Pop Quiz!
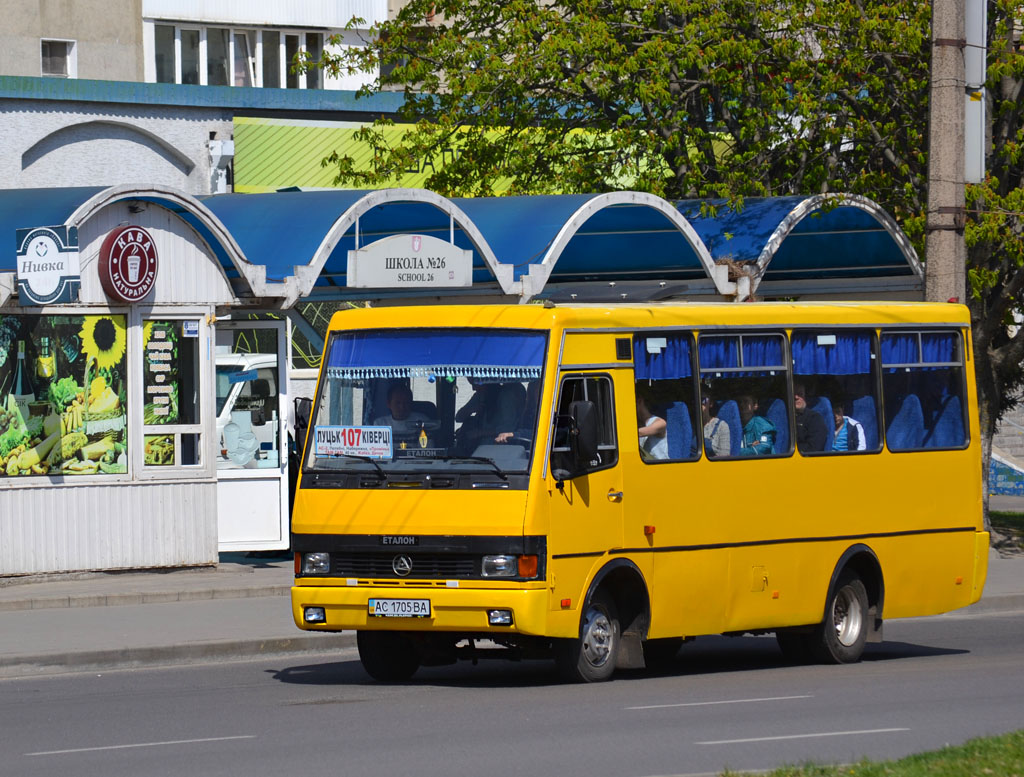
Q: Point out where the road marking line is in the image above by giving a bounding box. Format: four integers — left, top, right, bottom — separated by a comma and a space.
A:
697, 727, 909, 745
26, 735, 256, 756
627, 694, 812, 710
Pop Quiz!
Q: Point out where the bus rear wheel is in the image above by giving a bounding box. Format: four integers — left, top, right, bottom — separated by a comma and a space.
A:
357, 631, 421, 681
812, 572, 869, 664
555, 594, 620, 683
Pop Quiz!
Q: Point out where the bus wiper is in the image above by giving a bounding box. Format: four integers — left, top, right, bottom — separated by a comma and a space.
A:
437, 456, 509, 480
340, 454, 389, 481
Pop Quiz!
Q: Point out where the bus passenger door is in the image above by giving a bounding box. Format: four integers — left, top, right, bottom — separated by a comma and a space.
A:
546, 373, 624, 615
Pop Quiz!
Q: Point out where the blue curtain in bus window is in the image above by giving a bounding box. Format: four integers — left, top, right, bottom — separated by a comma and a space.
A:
742, 335, 784, 368
792, 332, 873, 375
634, 335, 692, 380
325, 330, 546, 379
698, 336, 739, 370
880, 333, 918, 368
921, 332, 959, 364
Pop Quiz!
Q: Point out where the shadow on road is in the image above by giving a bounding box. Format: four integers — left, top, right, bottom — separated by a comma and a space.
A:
268, 633, 967, 688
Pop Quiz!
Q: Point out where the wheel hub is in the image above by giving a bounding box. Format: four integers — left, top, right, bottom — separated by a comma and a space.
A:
833, 586, 864, 647
581, 608, 613, 667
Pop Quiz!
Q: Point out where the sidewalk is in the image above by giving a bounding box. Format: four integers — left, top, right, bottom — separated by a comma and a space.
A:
0, 553, 354, 678
0, 547, 1021, 679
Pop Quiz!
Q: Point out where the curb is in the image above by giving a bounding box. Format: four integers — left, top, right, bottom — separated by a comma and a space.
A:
0, 633, 356, 678
0, 585, 292, 612
962, 593, 1024, 615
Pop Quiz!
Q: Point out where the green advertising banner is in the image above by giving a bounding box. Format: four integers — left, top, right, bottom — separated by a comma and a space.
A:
234, 116, 479, 193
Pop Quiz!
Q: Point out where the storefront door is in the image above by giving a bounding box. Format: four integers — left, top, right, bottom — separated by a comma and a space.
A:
214, 319, 289, 551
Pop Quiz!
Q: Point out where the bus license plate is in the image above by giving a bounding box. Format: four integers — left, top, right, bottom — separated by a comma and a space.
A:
368, 598, 431, 618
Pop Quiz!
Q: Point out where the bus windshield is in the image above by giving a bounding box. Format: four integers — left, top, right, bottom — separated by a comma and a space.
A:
305, 328, 547, 478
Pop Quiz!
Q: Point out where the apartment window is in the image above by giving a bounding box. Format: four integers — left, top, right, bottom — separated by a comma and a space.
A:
41, 39, 75, 78
150, 24, 331, 89
233, 31, 256, 87
181, 28, 200, 85
207, 28, 230, 86
261, 31, 281, 87
154, 25, 175, 83
285, 34, 300, 89
305, 33, 323, 89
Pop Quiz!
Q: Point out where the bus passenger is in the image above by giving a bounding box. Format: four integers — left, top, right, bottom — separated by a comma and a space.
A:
701, 393, 731, 457
738, 394, 775, 456
456, 379, 526, 453
374, 383, 430, 437
637, 393, 668, 460
794, 383, 827, 452
832, 401, 866, 451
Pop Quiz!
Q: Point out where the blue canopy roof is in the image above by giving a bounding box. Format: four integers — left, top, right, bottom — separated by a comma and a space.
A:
0, 185, 922, 307
0, 187, 105, 272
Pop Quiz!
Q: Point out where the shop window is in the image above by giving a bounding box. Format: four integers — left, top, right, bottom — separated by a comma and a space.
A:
0, 314, 128, 478
142, 320, 203, 467
698, 332, 788, 458
154, 25, 175, 83
791, 330, 882, 454
633, 333, 700, 463
41, 39, 76, 78
880, 330, 968, 451
216, 325, 283, 471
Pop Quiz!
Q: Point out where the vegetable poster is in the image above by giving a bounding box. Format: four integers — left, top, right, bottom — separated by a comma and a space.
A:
0, 314, 128, 477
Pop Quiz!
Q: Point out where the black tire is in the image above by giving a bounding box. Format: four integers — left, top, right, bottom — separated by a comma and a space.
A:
643, 637, 683, 670
357, 631, 421, 682
555, 594, 620, 683
775, 630, 815, 664
810, 573, 869, 664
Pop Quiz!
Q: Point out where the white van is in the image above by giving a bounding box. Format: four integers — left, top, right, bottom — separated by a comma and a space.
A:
215, 351, 281, 468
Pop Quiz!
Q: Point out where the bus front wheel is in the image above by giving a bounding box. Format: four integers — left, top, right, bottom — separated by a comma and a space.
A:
813, 572, 869, 664
357, 631, 421, 681
555, 594, 620, 683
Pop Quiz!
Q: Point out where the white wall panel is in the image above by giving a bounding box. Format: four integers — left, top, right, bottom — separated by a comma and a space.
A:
143, 0, 386, 28
0, 481, 218, 575
77, 201, 236, 306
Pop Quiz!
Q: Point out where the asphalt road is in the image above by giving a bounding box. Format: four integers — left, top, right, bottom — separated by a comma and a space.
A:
2, 610, 1022, 777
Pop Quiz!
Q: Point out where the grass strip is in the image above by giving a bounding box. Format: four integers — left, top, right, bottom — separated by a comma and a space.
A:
720, 729, 1024, 776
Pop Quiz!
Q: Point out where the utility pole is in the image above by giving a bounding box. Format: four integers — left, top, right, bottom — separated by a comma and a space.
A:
924, 0, 967, 303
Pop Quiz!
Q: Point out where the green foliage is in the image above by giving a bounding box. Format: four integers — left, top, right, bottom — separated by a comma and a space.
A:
315, 1, 932, 205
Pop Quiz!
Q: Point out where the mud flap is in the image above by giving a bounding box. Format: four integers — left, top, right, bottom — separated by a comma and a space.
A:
616, 629, 646, 669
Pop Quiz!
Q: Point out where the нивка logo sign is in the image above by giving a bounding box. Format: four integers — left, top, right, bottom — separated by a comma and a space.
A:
15, 225, 81, 305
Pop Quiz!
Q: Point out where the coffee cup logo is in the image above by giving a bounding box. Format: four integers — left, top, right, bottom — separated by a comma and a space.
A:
99, 226, 159, 303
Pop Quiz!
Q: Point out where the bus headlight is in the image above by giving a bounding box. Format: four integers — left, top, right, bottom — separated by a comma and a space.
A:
482, 555, 517, 577
302, 552, 331, 575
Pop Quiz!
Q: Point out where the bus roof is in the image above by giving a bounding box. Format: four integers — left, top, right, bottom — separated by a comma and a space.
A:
329, 301, 971, 333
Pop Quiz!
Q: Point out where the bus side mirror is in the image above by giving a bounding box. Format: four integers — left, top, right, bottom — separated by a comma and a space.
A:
569, 400, 599, 464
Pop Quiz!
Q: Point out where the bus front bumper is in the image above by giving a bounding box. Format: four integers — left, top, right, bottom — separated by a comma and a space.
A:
291, 583, 550, 636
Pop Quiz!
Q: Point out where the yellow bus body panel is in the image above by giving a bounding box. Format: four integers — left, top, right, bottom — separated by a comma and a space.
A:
293, 302, 988, 646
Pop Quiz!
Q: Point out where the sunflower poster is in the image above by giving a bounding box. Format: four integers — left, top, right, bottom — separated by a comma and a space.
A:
0, 314, 128, 477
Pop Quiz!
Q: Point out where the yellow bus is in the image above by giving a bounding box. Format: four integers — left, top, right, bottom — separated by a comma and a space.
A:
291, 302, 988, 682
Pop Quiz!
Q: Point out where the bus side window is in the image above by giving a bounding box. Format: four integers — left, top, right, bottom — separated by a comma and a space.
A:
550, 375, 617, 475
881, 330, 968, 451
632, 333, 700, 463
791, 329, 881, 454
698, 332, 788, 458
